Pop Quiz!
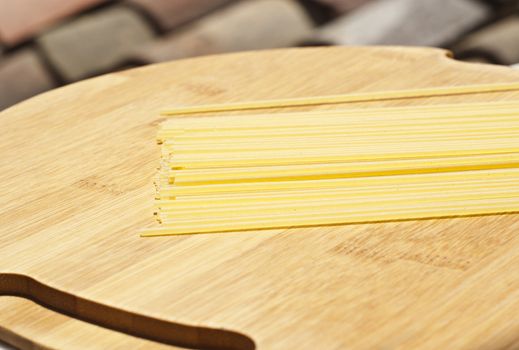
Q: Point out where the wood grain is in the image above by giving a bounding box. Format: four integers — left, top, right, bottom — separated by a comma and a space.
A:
0, 296, 174, 349
1, 47, 519, 349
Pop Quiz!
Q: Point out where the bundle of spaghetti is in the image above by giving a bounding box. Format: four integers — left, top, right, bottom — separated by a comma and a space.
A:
143, 86, 519, 237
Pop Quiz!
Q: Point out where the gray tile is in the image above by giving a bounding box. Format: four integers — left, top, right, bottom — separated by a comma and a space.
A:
316, 0, 490, 47
0, 49, 56, 110
455, 16, 519, 65
38, 6, 155, 81
132, 0, 314, 63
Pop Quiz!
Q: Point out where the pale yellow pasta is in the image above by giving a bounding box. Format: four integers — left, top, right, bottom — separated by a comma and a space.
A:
160, 82, 519, 116
143, 85, 519, 237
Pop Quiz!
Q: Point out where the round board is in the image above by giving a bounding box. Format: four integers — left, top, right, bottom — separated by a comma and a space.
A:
1, 47, 519, 350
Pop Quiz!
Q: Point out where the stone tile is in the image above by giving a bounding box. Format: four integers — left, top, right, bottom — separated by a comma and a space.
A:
454, 17, 519, 65
37, 6, 155, 82
0, 0, 106, 46
315, 0, 374, 13
127, 0, 233, 31
316, 0, 490, 47
132, 0, 313, 63
0, 49, 56, 110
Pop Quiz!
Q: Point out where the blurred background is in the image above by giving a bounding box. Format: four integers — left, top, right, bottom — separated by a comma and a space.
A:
1, 0, 519, 111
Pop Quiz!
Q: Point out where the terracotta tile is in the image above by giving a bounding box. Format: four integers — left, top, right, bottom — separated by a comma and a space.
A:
132, 0, 313, 64
0, 0, 106, 46
127, 0, 233, 31
455, 17, 519, 65
37, 6, 155, 82
0, 49, 56, 110
316, 0, 490, 47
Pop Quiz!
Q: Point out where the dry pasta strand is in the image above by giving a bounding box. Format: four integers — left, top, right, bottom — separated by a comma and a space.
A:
144, 89, 519, 236
161, 82, 519, 116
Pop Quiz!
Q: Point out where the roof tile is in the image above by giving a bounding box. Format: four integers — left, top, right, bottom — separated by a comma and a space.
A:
316, 0, 490, 47
127, 0, 233, 31
455, 17, 519, 65
37, 6, 155, 81
0, 49, 56, 110
132, 0, 313, 64
0, 0, 106, 46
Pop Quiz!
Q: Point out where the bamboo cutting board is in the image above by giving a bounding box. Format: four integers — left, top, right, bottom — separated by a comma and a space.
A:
1, 47, 519, 350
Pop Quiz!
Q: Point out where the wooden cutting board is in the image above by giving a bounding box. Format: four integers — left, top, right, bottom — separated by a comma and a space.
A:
1, 47, 519, 350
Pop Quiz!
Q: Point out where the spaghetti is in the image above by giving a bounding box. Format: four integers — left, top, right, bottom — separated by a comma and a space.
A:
144, 83, 519, 236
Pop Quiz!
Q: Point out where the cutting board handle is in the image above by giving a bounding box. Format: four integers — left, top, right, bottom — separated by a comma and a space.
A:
0, 273, 255, 350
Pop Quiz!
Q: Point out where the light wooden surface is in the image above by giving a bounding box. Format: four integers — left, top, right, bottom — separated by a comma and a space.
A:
0, 296, 173, 349
1, 47, 519, 350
